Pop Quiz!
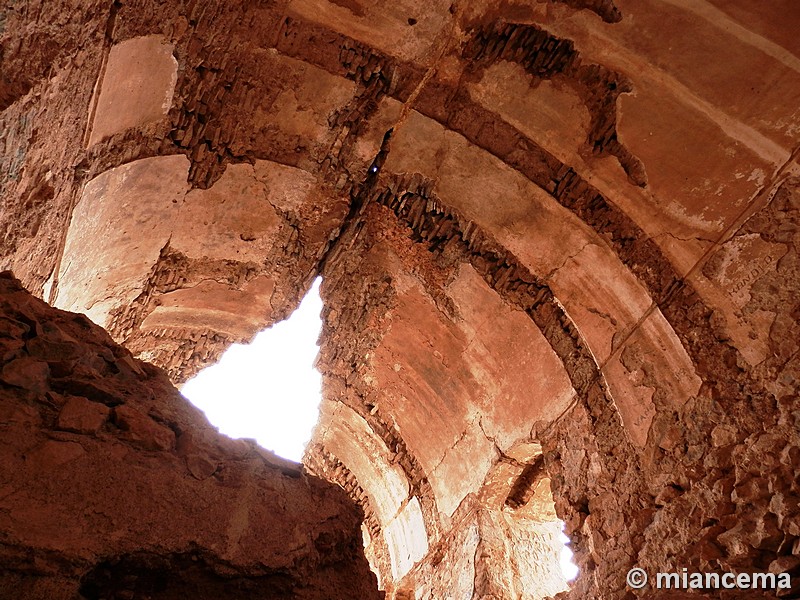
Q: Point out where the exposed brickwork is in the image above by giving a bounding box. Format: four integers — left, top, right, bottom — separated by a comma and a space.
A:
463, 21, 647, 187
2, 1, 799, 598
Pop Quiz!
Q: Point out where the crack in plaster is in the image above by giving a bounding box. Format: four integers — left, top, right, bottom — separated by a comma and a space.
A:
658, 143, 800, 311
541, 238, 593, 282
577, 147, 800, 394
654, 230, 716, 246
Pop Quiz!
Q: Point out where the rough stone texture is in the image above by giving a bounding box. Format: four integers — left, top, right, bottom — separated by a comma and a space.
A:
2, 0, 800, 598
0, 272, 381, 599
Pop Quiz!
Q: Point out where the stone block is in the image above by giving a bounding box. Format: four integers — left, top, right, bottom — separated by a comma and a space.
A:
113, 404, 176, 452
56, 395, 110, 434
1, 357, 50, 395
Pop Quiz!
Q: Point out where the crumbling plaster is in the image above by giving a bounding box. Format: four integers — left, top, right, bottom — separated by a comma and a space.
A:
1, 0, 799, 598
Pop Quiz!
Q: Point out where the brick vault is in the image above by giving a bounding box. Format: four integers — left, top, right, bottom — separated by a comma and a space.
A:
1, 0, 799, 598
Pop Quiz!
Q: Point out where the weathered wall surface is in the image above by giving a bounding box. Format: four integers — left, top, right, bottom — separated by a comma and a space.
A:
305, 202, 580, 595
307, 170, 798, 598
2, 0, 800, 598
0, 272, 381, 599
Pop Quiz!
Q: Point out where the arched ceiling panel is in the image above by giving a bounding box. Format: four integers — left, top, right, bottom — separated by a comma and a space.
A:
88, 35, 178, 146
54, 155, 189, 327
317, 402, 411, 526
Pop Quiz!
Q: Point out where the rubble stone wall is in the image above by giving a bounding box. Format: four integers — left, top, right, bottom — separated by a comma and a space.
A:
2, 0, 799, 598
0, 272, 382, 599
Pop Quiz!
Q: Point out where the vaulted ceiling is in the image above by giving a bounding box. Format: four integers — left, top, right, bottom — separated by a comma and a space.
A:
2, 0, 799, 597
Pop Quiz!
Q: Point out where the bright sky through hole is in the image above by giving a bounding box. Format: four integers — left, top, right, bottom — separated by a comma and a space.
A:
560, 526, 579, 582
181, 277, 324, 462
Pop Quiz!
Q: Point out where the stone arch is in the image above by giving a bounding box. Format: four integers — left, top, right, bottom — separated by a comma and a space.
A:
2, 0, 800, 598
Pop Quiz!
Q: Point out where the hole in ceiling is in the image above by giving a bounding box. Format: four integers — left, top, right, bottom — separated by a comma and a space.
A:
181, 277, 324, 462
501, 454, 579, 591
559, 522, 579, 582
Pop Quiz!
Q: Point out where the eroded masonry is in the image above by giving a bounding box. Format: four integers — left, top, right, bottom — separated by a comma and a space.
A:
1, 0, 799, 598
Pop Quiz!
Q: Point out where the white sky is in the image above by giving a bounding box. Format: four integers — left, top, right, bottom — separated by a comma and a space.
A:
181, 277, 324, 462
560, 528, 579, 581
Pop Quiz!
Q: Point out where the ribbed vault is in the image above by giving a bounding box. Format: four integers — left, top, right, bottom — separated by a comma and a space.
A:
1, 0, 799, 597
